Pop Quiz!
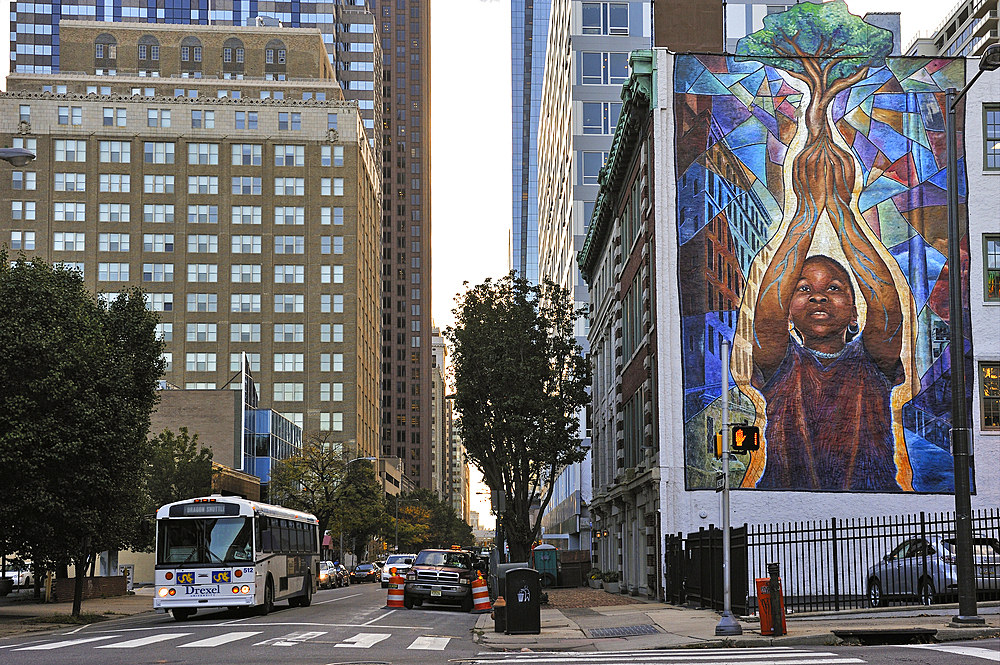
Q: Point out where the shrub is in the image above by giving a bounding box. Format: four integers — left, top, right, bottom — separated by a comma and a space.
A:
602, 571, 620, 583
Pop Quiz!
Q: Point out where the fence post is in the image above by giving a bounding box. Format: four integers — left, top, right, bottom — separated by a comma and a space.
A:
920, 511, 927, 596
831, 517, 840, 612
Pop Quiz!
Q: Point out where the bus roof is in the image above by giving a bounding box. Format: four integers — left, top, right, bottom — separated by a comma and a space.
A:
155, 495, 318, 524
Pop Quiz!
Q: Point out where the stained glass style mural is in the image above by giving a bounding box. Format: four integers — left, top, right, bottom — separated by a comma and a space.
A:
675, 1, 974, 493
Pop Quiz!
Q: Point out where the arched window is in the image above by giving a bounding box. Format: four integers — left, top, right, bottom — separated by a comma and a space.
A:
223, 37, 245, 78
138, 35, 160, 75
264, 39, 287, 79
95, 33, 117, 67
180, 36, 203, 76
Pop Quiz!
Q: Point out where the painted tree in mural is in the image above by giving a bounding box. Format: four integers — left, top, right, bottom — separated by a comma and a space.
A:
737, 1, 909, 491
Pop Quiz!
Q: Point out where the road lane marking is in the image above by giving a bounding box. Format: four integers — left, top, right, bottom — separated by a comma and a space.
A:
15, 636, 119, 650
903, 645, 999, 662
315, 592, 363, 605
96, 633, 192, 648
408, 636, 451, 650
255, 630, 328, 646
178, 631, 262, 647
334, 632, 391, 648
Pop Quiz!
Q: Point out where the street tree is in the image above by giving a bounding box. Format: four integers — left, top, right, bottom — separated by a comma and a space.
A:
335, 460, 388, 561
445, 272, 590, 561
146, 427, 214, 524
0, 254, 165, 616
391, 489, 474, 552
268, 431, 349, 542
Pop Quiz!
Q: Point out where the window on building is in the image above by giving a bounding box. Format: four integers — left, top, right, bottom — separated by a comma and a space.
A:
986, 234, 1000, 302
582, 2, 628, 35
987, 105, 1000, 170
982, 362, 1000, 430
235, 111, 258, 130
582, 151, 608, 185
581, 52, 629, 85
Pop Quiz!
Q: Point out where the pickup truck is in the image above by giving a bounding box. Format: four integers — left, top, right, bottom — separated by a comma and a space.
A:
403, 548, 481, 611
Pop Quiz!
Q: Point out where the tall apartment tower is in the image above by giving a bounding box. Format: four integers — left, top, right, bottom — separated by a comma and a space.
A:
1, 22, 381, 466
906, 0, 997, 57
8, 0, 434, 490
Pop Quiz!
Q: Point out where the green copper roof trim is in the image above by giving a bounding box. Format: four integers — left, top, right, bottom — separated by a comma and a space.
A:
578, 49, 654, 283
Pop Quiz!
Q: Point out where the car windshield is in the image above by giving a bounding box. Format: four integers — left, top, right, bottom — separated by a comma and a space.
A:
386, 555, 411, 565
357, 564, 372, 571
157, 517, 253, 565
415, 551, 469, 568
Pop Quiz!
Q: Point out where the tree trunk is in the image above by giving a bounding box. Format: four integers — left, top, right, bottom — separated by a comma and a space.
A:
72, 556, 85, 618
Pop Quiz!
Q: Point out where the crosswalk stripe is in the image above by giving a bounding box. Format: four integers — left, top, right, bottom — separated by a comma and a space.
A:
471, 658, 864, 665
96, 633, 192, 648
259, 630, 328, 647
15, 636, 119, 650
334, 632, 391, 648
903, 645, 1000, 662
407, 636, 451, 650
178, 631, 262, 648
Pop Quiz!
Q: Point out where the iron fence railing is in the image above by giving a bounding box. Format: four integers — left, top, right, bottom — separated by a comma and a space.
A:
665, 507, 1000, 615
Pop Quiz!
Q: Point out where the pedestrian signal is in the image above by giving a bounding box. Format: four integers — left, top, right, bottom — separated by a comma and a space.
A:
732, 425, 760, 452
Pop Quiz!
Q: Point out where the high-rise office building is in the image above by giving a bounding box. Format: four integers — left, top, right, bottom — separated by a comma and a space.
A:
2, 21, 381, 465
906, 0, 997, 57
511, 0, 550, 283
8, 0, 434, 489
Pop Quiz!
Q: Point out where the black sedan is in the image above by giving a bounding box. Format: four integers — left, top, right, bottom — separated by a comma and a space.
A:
351, 563, 379, 583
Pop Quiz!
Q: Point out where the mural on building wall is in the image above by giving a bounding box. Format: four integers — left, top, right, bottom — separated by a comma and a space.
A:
675, 1, 974, 492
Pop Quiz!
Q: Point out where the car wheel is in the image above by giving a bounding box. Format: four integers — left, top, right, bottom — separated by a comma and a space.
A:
259, 579, 274, 616
381, 582, 388, 588
413, 597, 423, 607
918, 579, 935, 606
403, 592, 414, 609
172, 608, 194, 621
867, 578, 885, 608
460, 592, 474, 613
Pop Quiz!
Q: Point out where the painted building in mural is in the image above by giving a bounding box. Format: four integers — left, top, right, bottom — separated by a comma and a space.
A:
580, 1, 999, 599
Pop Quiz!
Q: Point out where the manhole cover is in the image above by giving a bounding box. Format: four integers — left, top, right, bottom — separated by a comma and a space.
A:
588, 624, 659, 638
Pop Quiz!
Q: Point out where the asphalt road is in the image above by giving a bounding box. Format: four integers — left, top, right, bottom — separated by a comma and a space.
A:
0, 579, 484, 664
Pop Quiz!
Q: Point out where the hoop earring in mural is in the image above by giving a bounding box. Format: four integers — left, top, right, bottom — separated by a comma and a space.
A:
847, 322, 859, 336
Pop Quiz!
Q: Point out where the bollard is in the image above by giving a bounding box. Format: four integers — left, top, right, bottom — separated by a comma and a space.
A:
767, 563, 784, 637
492, 595, 507, 633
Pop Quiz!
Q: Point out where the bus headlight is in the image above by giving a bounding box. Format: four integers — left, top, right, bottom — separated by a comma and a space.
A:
241, 585, 251, 594
157, 587, 169, 598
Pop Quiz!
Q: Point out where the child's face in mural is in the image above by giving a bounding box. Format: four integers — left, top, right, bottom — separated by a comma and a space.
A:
788, 257, 858, 348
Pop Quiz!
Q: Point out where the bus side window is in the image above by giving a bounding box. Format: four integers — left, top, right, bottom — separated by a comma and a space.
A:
279, 519, 290, 552
312, 524, 319, 553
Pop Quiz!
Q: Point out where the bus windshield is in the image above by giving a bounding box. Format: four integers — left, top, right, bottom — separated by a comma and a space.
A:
157, 517, 253, 565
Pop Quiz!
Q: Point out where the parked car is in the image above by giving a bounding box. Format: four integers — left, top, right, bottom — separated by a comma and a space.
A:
318, 561, 336, 589
351, 563, 379, 583
866, 536, 1000, 607
2, 568, 32, 588
380, 553, 417, 587
403, 547, 478, 611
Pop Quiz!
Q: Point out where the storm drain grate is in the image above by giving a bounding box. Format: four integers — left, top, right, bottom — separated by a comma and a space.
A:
588, 624, 660, 638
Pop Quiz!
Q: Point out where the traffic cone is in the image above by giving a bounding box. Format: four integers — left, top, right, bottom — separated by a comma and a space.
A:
385, 567, 405, 609
470, 572, 491, 613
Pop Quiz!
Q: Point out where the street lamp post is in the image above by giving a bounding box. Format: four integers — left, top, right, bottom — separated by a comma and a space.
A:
0, 147, 35, 167
338, 455, 376, 563
943, 43, 1000, 627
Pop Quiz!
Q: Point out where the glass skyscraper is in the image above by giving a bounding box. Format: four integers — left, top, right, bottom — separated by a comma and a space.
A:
511, 0, 549, 284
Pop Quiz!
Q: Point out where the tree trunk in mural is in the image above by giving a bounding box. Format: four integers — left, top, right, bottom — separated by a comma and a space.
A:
737, 1, 910, 491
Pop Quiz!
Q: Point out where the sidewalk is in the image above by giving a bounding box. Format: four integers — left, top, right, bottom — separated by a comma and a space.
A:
0, 586, 156, 638
473, 587, 1000, 651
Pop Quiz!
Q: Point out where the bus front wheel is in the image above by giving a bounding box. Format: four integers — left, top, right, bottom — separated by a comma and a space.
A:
172, 608, 195, 621
259, 579, 274, 616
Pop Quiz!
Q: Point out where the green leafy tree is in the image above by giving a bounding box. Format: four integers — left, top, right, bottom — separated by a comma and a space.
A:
334, 461, 387, 560
445, 272, 590, 561
147, 427, 213, 515
0, 254, 165, 616
391, 488, 474, 552
268, 431, 349, 541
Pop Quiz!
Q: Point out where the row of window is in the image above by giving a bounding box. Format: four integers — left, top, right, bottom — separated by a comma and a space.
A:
150, 320, 344, 348
24, 234, 345, 256
40, 84, 334, 103
39, 262, 347, 284
10, 204, 345, 226
173, 354, 344, 375
95, 39, 286, 67
23, 177, 345, 198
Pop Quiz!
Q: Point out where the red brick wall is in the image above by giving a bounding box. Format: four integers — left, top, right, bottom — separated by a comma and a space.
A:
49, 576, 127, 603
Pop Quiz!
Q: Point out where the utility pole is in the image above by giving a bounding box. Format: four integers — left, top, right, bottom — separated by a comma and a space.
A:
716, 340, 742, 636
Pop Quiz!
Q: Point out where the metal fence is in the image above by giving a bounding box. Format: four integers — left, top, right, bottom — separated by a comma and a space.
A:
665, 507, 1000, 615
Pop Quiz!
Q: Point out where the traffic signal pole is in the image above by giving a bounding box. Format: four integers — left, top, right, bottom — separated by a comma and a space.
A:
716, 340, 742, 636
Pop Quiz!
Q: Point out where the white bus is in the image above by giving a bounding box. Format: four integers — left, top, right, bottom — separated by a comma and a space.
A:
154, 496, 319, 620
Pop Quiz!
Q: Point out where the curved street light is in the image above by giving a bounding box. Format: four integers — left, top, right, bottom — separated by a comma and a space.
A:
0, 147, 35, 167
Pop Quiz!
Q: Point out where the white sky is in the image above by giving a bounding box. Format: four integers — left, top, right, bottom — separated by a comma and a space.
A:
0, 0, 950, 529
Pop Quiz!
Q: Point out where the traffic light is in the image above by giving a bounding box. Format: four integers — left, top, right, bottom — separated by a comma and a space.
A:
710, 431, 724, 459
732, 425, 760, 453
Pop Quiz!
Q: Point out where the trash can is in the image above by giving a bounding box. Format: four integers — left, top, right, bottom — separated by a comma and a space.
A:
531, 544, 558, 587
504, 567, 541, 635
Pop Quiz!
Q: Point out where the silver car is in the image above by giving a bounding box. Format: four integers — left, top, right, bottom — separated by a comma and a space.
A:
866, 536, 1000, 607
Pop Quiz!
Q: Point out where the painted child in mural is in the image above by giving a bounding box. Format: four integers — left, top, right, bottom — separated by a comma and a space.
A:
751, 232, 904, 491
